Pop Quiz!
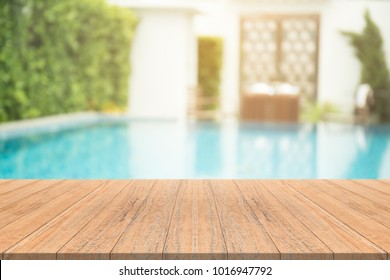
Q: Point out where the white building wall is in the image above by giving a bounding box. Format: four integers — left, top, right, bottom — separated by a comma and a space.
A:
112, 0, 390, 119
124, 5, 198, 120
196, 0, 390, 116
319, 1, 390, 113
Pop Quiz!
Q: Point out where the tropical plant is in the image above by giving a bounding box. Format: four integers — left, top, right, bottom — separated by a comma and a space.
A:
341, 10, 390, 122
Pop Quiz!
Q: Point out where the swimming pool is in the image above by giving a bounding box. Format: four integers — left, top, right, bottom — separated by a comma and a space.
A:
1, 120, 390, 179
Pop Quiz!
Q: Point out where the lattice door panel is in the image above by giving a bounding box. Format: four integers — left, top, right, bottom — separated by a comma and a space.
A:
240, 14, 320, 100
241, 18, 279, 87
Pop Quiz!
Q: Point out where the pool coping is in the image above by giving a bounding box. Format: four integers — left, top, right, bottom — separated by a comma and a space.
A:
0, 112, 130, 140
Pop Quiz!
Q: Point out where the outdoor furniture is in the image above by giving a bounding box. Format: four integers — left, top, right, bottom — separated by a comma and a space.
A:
354, 84, 374, 124
241, 93, 299, 122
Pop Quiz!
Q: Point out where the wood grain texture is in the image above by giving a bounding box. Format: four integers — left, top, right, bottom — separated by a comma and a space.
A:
286, 180, 390, 259
0, 180, 34, 195
211, 180, 280, 260
0, 180, 62, 212
358, 180, 390, 196
301, 180, 390, 229
1, 180, 390, 260
0, 180, 100, 259
235, 180, 333, 260
3, 180, 130, 260
259, 180, 386, 260
57, 180, 155, 260
110, 180, 180, 260
0, 180, 81, 229
330, 180, 390, 209
164, 180, 227, 260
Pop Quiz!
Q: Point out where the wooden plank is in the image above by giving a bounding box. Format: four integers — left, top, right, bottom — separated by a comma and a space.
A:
0, 180, 102, 259
235, 180, 333, 260
260, 180, 386, 260
210, 180, 280, 260
58, 180, 156, 260
358, 180, 390, 196
286, 180, 390, 259
0, 180, 45, 195
0, 179, 389, 260
0, 180, 61, 210
330, 180, 390, 209
301, 180, 390, 229
0, 180, 82, 229
0, 180, 17, 195
163, 180, 227, 260
110, 180, 180, 260
3, 180, 132, 260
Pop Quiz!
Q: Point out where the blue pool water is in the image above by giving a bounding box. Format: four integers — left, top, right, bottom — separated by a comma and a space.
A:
1, 121, 390, 179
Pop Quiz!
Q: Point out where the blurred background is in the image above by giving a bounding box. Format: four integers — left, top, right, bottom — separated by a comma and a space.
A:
1, 0, 390, 179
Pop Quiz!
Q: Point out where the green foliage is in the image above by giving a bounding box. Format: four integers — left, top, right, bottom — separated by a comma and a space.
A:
341, 10, 390, 122
0, 0, 137, 122
198, 36, 223, 110
301, 101, 338, 123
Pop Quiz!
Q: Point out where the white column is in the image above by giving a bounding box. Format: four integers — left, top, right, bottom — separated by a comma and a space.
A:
127, 5, 198, 120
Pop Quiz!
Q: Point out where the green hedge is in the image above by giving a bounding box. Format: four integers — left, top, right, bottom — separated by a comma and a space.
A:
198, 36, 223, 110
0, 0, 137, 122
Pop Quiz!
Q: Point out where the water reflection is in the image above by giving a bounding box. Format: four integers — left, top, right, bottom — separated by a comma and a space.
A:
235, 124, 317, 178
0, 124, 131, 178
192, 124, 223, 178
316, 124, 390, 179
346, 126, 390, 179
0, 121, 390, 179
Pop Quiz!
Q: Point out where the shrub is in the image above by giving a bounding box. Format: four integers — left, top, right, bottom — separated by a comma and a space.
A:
198, 36, 223, 110
0, 0, 137, 122
341, 10, 390, 122
301, 101, 338, 123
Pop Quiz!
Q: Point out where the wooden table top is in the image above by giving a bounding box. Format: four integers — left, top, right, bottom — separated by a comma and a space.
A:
0, 179, 389, 260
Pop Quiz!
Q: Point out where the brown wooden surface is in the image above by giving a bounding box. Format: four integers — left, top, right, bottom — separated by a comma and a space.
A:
240, 94, 299, 122
0, 179, 389, 260
236, 180, 332, 260
164, 180, 226, 260
0, 180, 80, 229
58, 180, 155, 260
0, 180, 62, 210
359, 180, 390, 196
110, 180, 179, 260
286, 180, 390, 259
4, 180, 128, 260
0, 180, 98, 256
211, 180, 279, 260
258, 180, 386, 260
0, 180, 35, 195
